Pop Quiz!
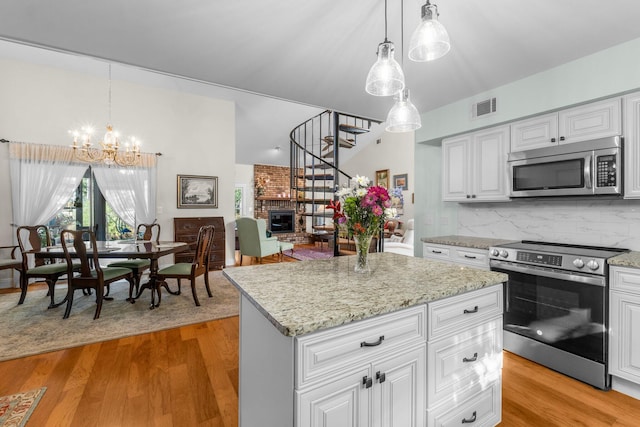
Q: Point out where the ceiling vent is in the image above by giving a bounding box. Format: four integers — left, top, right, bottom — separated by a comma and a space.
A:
471, 97, 497, 119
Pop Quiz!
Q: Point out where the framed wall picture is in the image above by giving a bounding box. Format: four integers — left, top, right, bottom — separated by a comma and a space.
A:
177, 174, 218, 208
393, 173, 408, 190
375, 169, 390, 188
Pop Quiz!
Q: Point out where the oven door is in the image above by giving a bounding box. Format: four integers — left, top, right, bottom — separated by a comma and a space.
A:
509, 151, 593, 197
491, 260, 607, 364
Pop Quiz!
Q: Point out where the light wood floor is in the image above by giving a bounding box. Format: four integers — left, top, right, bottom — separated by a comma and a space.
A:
1, 247, 639, 426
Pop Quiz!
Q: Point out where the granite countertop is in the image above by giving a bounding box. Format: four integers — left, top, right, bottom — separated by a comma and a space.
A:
223, 252, 507, 337
421, 235, 515, 250
608, 251, 640, 268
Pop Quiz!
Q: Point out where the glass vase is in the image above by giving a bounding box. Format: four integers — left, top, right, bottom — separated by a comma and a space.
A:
353, 234, 373, 273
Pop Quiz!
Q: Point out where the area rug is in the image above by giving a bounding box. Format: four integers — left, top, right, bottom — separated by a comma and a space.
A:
0, 271, 239, 362
284, 247, 334, 261
0, 387, 46, 427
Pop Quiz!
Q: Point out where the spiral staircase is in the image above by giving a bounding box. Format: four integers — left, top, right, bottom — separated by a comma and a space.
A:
289, 110, 381, 255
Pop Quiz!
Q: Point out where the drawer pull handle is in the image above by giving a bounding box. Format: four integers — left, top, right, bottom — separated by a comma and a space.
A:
362, 376, 373, 389
376, 371, 386, 383
432, 250, 442, 254
464, 255, 477, 259
462, 411, 477, 424
463, 352, 478, 363
361, 335, 385, 347
463, 306, 479, 314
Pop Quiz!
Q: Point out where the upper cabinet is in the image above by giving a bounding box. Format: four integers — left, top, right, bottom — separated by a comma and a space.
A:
511, 98, 622, 152
624, 92, 640, 198
442, 125, 510, 202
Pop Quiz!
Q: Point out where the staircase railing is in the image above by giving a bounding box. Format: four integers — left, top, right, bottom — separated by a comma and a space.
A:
289, 110, 381, 255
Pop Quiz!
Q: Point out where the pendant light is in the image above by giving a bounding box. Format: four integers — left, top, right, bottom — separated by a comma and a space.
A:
386, 88, 421, 132
408, 0, 451, 62
386, 0, 421, 132
365, 0, 405, 96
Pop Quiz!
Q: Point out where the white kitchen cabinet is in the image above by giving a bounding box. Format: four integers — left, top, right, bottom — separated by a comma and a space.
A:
442, 125, 510, 202
623, 92, 640, 198
423, 243, 490, 270
510, 97, 621, 152
609, 266, 640, 389
425, 285, 503, 425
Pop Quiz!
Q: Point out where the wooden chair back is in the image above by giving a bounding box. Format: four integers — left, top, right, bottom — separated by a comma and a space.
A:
16, 225, 52, 268
137, 223, 161, 242
193, 225, 215, 272
60, 230, 102, 279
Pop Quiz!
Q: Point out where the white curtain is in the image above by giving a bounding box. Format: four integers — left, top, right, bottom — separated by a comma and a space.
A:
9, 142, 88, 226
92, 153, 157, 227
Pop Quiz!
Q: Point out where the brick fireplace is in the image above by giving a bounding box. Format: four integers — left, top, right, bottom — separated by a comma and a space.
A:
254, 164, 310, 244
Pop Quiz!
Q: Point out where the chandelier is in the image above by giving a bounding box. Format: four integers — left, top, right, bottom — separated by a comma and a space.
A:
70, 64, 141, 167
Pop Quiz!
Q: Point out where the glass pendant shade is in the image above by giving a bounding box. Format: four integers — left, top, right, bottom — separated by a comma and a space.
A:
365, 41, 405, 96
408, 2, 451, 62
386, 89, 422, 132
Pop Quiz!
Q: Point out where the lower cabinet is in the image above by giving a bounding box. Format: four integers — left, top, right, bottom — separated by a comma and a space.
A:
297, 345, 426, 427
609, 266, 640, 390
423, 243, 490, 270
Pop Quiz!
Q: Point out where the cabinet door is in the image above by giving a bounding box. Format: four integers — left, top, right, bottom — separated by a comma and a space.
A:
472, 126, 510, 201
510, 112, 558, 152
558, 97, 621, 144
297, 367, 371, 427
609, 291, 640, 384
372, 345, 425, 427
624, 92, 640, 198
442, 135, 472, 201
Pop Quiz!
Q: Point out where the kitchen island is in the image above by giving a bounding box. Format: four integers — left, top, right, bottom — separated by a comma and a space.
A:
223, 252, 508, 427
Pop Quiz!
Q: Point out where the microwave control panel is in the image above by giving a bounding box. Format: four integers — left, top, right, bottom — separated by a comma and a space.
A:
596, 154, 617, 187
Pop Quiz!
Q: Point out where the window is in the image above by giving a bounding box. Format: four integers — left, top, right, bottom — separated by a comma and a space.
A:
235, 184, 246, 219
47, 168, 135, 243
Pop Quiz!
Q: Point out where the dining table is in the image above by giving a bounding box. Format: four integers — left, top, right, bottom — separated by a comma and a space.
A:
36, 240, 190, 309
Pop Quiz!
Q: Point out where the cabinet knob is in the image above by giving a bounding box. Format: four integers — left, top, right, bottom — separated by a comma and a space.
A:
560, 136, 565, 141
471, 194, 476, 199
360, 335, 385, 347
362, 376, 373, 389
551, 137, 556, 143
463, 306, 479, 314
466, 195, 471, 199
463, 352, 478, 363
376, 371, 386, 383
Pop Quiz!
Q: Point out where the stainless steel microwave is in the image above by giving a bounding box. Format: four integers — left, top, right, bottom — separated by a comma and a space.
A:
508, 136, 622, 198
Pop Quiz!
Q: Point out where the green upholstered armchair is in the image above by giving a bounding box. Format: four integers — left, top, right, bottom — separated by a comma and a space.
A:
236, 217, 292, 263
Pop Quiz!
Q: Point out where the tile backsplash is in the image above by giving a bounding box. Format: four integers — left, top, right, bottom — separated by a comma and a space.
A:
457, 198, 640, 251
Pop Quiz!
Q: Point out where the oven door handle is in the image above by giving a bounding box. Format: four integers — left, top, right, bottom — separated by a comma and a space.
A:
490, 260, 606, 287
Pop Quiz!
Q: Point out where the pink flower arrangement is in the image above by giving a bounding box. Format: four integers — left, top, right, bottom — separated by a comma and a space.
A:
327, 175, 394, 237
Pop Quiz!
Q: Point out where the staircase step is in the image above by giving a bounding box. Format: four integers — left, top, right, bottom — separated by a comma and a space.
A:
298, 199, 333, 205
299, 212, 334, 218
300, 187, 335, 192
322, 151, 334, 159
339, 123, 370, 135
308, 163, 334, 170
322, 136, 355, 149
303, 174, 334, 180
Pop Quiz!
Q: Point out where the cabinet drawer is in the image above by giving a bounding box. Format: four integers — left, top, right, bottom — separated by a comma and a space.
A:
428, 284, 503, 340
428, 318, 502, 406
611, 266, 640, 295
427, 380, 501, 427
295, 305, 426, 388
452, 247, 488, 269
423, 244, 450, 261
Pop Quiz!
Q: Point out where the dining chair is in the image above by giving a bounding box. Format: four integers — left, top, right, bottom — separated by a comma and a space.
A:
155, 225, 215, 306
0, 245, 23, 286
108, 223, 161, 295
16, 225, 76, 308
60, 229, 135, 319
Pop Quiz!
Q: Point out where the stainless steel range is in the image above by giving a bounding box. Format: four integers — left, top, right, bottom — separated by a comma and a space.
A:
489, 240, 628, 389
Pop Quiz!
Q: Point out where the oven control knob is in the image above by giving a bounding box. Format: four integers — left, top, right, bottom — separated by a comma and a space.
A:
573, 258, 585, 268
490, 249, 499, 257
587, 260, 600, 270
499, 250, 509, 258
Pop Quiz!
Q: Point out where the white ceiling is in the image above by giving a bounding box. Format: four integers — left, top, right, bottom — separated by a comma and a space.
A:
2, 0, 640, 166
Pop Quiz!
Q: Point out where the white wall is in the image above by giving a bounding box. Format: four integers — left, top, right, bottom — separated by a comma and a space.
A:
0, 57, 237, 284
342, 131, 415, 222
414, 36, 640, 253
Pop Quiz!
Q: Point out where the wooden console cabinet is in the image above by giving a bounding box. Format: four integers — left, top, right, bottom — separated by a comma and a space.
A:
173, 217, 225, 270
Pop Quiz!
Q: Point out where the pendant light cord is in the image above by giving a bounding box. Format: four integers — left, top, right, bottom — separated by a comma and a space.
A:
383, 0, 389, 43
